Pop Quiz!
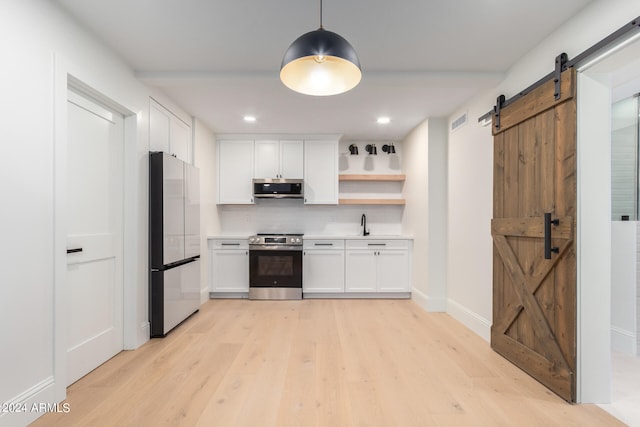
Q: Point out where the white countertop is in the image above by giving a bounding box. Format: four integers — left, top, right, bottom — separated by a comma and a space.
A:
207, 235, 249, 240
304, 235, 413, 240
208, 235, 413, 240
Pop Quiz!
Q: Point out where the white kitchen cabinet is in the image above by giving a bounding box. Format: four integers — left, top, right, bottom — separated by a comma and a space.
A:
217, 140, 254, 204
209, 239, 249, 294
345, 239, 411, 293
376, 250, 410, 292
149, 98, 192, 163
254, 140, 303, 179
344, 250, 377, 292
303, 240, 345, 293
304, 140, 338, 204
170, 117, 191, 163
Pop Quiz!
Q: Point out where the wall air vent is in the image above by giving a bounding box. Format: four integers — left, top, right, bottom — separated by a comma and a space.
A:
451, 111, 468, 132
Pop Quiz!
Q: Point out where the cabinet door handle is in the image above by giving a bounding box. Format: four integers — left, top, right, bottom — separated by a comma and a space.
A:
67, 247, 83, 254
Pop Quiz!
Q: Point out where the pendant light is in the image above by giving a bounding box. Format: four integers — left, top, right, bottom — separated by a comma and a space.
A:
280, 0, 361, 96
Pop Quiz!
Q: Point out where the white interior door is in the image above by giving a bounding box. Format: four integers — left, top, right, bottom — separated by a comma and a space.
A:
66, 89, 124, 386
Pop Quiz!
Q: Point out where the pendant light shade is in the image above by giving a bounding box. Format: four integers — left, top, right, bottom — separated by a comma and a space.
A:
280, 1, 361, 96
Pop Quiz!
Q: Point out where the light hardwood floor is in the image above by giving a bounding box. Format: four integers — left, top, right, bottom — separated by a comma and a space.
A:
31, 299, 623, 426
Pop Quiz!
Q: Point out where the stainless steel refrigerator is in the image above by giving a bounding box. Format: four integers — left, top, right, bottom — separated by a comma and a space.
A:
149, 151, 200, 337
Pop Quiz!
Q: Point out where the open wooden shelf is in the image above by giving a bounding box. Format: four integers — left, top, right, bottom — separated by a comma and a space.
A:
339, 174, 406, 182
339, 198, 406, 205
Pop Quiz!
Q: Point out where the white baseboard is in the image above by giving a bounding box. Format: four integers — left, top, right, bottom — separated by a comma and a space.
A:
200, 288, 209, 304
446, 298, 491, 342
139, 321, 150, 346
411, 287, 446, 312
611, 325, 637, 356
303, 292, 411, 299
0, 377, 58, 427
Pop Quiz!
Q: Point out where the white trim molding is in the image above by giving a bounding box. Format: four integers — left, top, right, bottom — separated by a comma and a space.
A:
446, 298, 491, 342
611, 325, 637, 356
411, 287, 446, 312
0, 377, 55, 427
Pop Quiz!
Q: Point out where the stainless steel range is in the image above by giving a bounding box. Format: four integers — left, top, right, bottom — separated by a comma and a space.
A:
248, 233, 303, 300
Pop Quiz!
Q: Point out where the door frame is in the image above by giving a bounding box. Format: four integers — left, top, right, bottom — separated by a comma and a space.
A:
53, 55, 138, 403
576, 34, 640, 402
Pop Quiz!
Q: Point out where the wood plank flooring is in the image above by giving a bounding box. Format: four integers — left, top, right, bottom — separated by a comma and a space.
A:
31, 299, 623, 426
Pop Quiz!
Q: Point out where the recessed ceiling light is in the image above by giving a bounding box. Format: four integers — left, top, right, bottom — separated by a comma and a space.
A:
377, 117, 390, 124
243, 115, 256, 123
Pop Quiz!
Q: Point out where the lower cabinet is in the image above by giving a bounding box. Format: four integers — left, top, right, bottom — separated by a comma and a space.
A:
303, 240, 345, 293
345, 240, 410, 293
208, 237, 410, 297
209, 239, 249, 294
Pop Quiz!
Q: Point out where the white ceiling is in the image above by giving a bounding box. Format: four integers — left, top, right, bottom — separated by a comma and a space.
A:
55, 0, 595, 141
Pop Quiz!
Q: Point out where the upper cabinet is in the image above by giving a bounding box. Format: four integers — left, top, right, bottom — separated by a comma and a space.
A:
254, 140, 303, 179
218, 140, 254, 204
304, 140, 338, 204
216, 137, 339, 205
149, 98, 192, 163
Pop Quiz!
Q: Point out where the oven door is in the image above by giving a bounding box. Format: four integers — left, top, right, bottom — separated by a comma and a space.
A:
249, 249, 302, 289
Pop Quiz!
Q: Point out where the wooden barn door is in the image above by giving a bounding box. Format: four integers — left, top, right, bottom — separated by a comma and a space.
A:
491, 68, 577, 402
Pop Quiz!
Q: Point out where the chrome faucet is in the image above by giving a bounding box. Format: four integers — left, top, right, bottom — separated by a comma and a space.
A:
361, 213, 370, 236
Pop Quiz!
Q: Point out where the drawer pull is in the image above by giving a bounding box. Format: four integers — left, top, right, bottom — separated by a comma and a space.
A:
67, 247, 83, 254
367, 243, 387, 246
221, 243, 241, 246
314, 243, 334, 246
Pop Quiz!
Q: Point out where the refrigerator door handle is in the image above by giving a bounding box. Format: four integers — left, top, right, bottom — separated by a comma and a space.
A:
161, 256, 200, 271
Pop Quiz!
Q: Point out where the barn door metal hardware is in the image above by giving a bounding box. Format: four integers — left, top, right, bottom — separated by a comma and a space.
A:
493, 95, 505, 131
478, 15, 640, 127
554, 53, 568, 100
544, 213, 560, 259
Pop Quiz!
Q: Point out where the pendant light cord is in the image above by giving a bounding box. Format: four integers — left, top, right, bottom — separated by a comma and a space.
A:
319, 0, 323, 29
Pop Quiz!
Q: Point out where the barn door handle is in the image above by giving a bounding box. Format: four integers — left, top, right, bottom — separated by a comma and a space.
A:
544, 213, 560, 259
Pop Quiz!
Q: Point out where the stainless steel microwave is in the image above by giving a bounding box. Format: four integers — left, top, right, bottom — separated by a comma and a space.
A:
253, 178, 304, 199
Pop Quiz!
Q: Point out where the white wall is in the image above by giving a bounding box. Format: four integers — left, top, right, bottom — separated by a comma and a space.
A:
611, 222, 638, 355
446, 96, 494, 340
194, 119, 221, 301
401, 121, 429, 301
0, 2, 213, 425
427, 119, 448, 311
400, 119, 448, 311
